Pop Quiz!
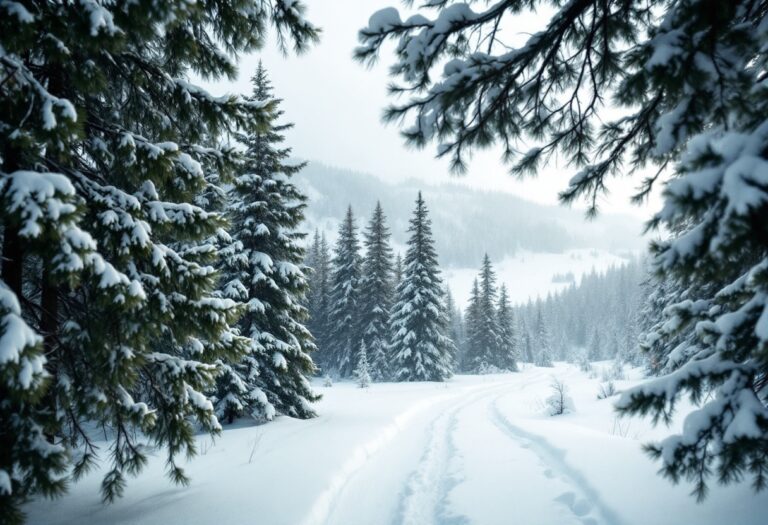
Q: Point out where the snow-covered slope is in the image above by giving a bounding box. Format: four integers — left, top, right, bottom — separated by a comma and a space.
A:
445, 248, 633, 306
297, 162, 646, 268
26, 365, 766, 525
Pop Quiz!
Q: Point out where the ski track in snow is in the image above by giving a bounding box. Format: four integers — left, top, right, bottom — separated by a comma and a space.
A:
301, 372, 551, 525
396, 369, 552, 525
299, 389, 461, 525
489, 398, 624, 525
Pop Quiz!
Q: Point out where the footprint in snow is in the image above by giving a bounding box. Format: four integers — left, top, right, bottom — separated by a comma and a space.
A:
555, 491, 593, 518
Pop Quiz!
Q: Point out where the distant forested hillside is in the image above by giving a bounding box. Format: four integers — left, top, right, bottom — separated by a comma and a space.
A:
296, 162, 645, 267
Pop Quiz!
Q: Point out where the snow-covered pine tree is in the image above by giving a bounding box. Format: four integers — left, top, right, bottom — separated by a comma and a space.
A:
534, 307, 554, 368
393, 253, 403, 289
359, 202, 395, 381
1, 2, 318, 519
445, 286, 466, 366
518, 315, 534, 364
358, 0, 768, 496
462, 278, 481, 371
327, 206, 363, 377
463, 255, 503, 372
355, 341, 371, 389
389, 193, 453, 381
306, 230, 332, 365
587, 327, 603, 363
216, 62, 319, 423
497, 284, 519, 372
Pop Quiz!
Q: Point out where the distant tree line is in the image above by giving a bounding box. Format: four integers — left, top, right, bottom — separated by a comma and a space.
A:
305, 193, 454, 382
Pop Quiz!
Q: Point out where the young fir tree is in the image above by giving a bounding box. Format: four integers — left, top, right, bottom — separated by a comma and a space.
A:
587, 328, 603, 363
534, 307, 554, 368
497, 284, 519, 372
359, 202, 395, 381
445, 286, 466, 366
358, 0, 768, 497
355, 341, 371, 389
0, 2, 318, 520
216, 62, 319, 423
389, 193, 453, 381
393, 253, 404, 289
305, 230, 332, 365
463, 255, 503, 372
327, 206, 363, 377
462, 278, 481, 372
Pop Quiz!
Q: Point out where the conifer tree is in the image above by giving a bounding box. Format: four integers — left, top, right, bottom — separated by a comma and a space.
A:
389, 193, 453, 381
0, 1, 318, 520
520, 319, 534, 364
359, 202, 395, 381
534, 307, 554, 368
358, 0, 768, 497
216, 62, 319, 423
463, 255, 503, 372
462, 279, 481, 371
393, 253, 404, 289
327, 206, 363, 377
587, 328, 603, 363
445, 286, 466, 365
355, 341, 371, 389
497, 284, 519, 372
306, 230, 332, 366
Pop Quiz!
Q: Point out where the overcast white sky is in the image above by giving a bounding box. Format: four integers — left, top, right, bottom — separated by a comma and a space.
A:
205, 0, 662, 220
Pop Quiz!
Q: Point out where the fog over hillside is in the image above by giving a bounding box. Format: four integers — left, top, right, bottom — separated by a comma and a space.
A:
297, 162, 646, 268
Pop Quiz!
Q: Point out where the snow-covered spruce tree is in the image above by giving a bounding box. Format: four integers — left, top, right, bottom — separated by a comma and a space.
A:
327, 206, 363, 377
393, 253, 403, 289
390, 193, 453, 381
445, 286, 466, 366
1, 1, 319, 519
497, 284, 519, 372
357, 0, 768, 497
587, 327, 603, 363
463, 255, 503, 372
355, 341, 371, 389
305, 230, 332, 364
462, 278, 481, 372
534, 307, 554, 368
215, 62, 319, 423
359, 202, 395, 381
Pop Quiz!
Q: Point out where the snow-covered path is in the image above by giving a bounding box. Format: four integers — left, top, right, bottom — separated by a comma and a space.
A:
26, 365, 767, 525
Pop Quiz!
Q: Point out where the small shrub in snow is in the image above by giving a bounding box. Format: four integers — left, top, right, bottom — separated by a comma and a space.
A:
355, 342, 371, 389
477, 362, 505, 375
323, 375, 333, 388
577, 351, 593, 373
601, 360, 626, 381
597, 381, 617, 400
546, 377, 574, 416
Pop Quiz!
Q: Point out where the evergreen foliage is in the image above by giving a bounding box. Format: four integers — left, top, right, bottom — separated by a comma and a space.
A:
463, 279, 482, 370
358, 0, 768, 496
445, 286, 466, 367
497, 284, 519, 372
463, 255, 504, 371
533, 308, 554, 368
355, 341, 371, 389
393, 253, 403, 289
389, 193, 453, 381
515, 262, 646, 366
0, 2, 318, 519
215, 62, 319, 423
359, 202, 395, 381
305, 229, 332, 358
326, 207, 363, 377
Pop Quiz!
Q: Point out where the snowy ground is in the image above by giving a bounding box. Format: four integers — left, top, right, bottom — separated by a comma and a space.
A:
26, 364, 766, 525
444, 249, 633, 306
